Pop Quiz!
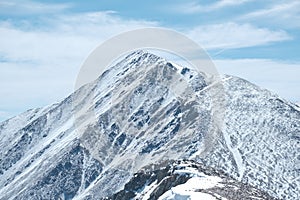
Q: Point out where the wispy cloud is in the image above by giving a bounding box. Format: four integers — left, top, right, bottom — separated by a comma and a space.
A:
0, 0, 298, 122
0, 11, 158, 122
0, 12, 157, 64
0, 0, 72, 15
187, 22, 291, 49
171, 0, 252, 14
239, 1, 300, 28
0, 11, 157, 63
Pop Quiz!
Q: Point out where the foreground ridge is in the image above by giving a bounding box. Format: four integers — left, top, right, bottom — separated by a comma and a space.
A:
107, 160, 278, 200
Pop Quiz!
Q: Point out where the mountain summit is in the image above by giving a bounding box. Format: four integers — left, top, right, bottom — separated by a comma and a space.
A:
0, 51, 299, 200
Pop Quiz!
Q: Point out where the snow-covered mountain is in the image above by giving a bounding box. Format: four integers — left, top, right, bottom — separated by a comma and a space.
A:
0, 51, 299, 200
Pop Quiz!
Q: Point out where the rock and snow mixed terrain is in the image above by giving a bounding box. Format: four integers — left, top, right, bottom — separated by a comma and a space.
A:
296, 102, 300, 109
0, 51, 299, 200
109, 160, 276, 200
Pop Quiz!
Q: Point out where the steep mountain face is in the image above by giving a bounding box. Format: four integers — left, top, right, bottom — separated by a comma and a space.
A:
202, 77, 300, 199
0, 51, 299, 200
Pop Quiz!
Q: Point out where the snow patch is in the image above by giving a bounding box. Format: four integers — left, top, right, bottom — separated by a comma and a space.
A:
159, 170, 225, 200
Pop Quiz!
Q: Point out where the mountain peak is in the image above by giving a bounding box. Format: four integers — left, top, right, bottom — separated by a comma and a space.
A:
0, 52, 299, 200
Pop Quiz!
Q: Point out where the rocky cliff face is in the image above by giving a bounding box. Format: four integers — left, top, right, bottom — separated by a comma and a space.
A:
0, 51, 299, 200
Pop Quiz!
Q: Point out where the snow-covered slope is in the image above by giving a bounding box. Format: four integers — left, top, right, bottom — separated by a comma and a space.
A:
0, 51, 299, 200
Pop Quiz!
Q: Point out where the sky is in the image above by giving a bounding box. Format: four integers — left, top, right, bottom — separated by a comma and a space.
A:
0, 0, 299, 122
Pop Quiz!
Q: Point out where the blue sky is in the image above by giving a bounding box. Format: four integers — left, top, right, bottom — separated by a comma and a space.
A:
0, 0, 299, 121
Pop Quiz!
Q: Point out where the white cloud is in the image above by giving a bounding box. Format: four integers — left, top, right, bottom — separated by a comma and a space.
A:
214, 59, 300, 102
239, 1, 300, 28
171, 0, 252, 14
0, 0, 71, 15
0, 8, 296, 122
0, 11, 158, 122
0, 12, 157, 64
187, 22, 291, 49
